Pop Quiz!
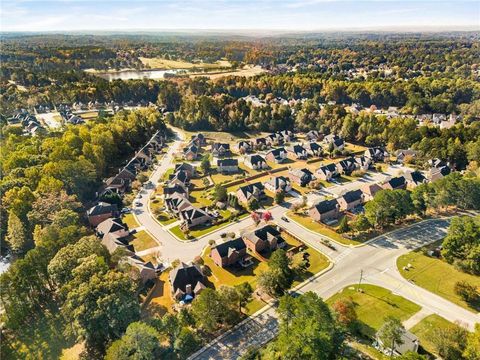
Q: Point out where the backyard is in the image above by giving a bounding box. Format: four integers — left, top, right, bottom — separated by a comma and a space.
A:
327, 284, 422, 337
130, 230, 158, 252
409, 314, 458, 356
397, 243, 480, 312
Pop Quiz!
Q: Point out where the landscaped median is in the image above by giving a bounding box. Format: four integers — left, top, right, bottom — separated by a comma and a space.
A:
397, 242, 480, 313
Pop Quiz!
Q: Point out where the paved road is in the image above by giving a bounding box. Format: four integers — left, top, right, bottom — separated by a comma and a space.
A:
190, 218, 480, 359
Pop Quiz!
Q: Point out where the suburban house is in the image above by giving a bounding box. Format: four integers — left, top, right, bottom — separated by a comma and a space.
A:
337, 190, 365, 211
210, 237, 248, 267
243, 225, 286, 253
96, 218, 130, 239
365, 147, 389, 162
175, 162, 196, 178
169, 170, 190, 189
427, 159, 451, 182
354, 156, 372, 171
217, 158, 239, 173
305, 142, 322, 157
211, 143, 231, 157
101, 232, 134, 255
236, 140, 253, 153
279, 130, 294, 142
288, 168, 314, 187
375, 330, 419, 356
264, 176, 292, 193
236, 182, 266, 204
305, 130, 323, 142
395, 149, 418, 164
252, 137, 268, 150
336, 157, 357, 175
244, 154, 268, 170
266, 148, 288, 163
183, 145, 198, 161
316, 163, 339, 181
361, 183, 383, 201
404, 170, 427, 188
309, 199, 340, 222
169, 263, 206, 300
100, 177, 129, 197
323, 134, 345, 150
87, 202, 118, 227
266, 133, 284, 146
163, 184, 188, 199
165, 193, 193, 215
287, 144, 308, 160
191, 133, 206, 146
382, 176, 407, 191
179, 207, 213, 229
126, 255, 157, 283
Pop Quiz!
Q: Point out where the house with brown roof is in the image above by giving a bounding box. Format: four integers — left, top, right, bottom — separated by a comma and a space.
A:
210, 238, 248, 267
127, 255, 157, 283
87, 202, 118, 227
96, 218, 130, 239
169, 263, 206, 300
337, 190, 365, 212
242, 225, 286, 253
361, 183, 383, 201
175, 162, 196, 178
309, 199, 340, 222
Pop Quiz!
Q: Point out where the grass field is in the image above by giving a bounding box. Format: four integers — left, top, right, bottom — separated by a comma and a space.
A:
143, 272, 175, 317
190, 65, 264, 79
327, 284, 422, 337
122, 213, 139, 229
130, 231, 158, 252
397, 244, 480, 312
287, 211, 363, 246
139, 57, 231, 70
410, 314, 457, 356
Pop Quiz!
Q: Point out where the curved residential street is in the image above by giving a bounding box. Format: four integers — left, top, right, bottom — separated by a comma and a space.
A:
132, 129, 479, 360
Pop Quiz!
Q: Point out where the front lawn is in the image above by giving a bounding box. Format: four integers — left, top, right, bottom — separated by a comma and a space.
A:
122, 213, 139, 229
410, 314, 458, 356
130, 231, 158, 252
287, 211, 363, 246
327, 284, 422, 338
156, 212, 177, 226
397, 244, 480, 312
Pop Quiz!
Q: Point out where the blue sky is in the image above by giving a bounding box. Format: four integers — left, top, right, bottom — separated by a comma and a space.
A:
1, 1, 479, 32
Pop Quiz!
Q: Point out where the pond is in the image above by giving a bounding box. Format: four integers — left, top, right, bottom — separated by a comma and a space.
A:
89, 69, 186, 81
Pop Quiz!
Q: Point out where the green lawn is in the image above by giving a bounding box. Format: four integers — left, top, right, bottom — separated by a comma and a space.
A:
327, 284, 422, 338
122, 213, 139, 229
397, 244, 480, 312
156, 211, 177, 226
130, 231, 158, 252
287, 211, 363, 246
410, 314, 458, 356
169, 213, 240, 240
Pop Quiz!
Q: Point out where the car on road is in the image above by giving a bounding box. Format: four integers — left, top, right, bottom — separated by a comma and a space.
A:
134, 202, 142, 207
281, 216, 289, 222
121, 207, 131, 214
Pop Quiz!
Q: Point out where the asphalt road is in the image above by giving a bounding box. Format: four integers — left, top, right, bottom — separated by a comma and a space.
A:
190, 218, 480, 360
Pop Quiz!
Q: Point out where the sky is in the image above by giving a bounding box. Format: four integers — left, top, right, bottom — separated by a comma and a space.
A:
0, 0, 479, 33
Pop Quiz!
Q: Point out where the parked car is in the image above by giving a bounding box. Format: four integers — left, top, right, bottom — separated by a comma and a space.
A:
134, 201, 142, 207
281, 216, 289, 222
121, 207, 131, 214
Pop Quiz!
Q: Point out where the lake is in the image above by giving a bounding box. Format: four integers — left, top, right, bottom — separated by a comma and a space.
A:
89, 69, 186, 81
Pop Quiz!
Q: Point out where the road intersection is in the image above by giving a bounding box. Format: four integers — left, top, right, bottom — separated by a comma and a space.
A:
132, 130, 479, 360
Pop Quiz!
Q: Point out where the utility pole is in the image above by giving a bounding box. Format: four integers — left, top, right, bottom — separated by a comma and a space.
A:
357, 269, 363, 292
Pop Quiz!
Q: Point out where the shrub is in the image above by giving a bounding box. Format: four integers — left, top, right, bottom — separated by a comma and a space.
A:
454, 281, 480, 304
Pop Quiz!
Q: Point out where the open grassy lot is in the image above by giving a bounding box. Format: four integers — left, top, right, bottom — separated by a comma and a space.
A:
143, 272, 175, 317
345, 142, 368, 154
327, 284, 422, 337
190, 65, 264, 79
139, 57, 231, 70
287, 211, 364, 246
410, 314, 457, 356
397, 243, 480, 312
122, 213, 139, 229
130, 230, 158, 252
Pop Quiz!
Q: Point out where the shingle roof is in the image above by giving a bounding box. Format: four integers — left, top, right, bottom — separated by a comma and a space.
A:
217, 158, 238, 167
169, 263, 205, 294
87, 202, 117, 216
312, 199, 339, 214
213, 238, 246, 258
340, 189, 363, 204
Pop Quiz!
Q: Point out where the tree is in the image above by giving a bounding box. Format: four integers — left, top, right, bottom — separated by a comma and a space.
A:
214, 184, 227, 202
275, 191, 285, 204
5, 211, 30, 253
235, 282, 254, 313
337, 216, 350, 234
454, 281, 479, 305
248, 198, 260, 211
442, 216, 480, 275
191, 288, 227, 333
200, 155, 211, 174
463, 323, 480, 360
262, 211, 272, 222
378, 316, 406, 358
173, 328, 200, 359
62, 269, 140, 355
332, 298, 357, 330
365, 189, 414, 229
258, 250, 293, 297
432, 323, 468, 360
352, 214, 371, 232
105, 322, 163, 360
273, 292, 344, 359
397, 352, 428, 360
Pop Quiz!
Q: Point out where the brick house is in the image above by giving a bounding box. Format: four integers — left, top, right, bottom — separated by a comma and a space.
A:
210, 238, 247, 267
337, 189, 365, 211
288, 168, 314, 187
382, 176, 407, 190
309, 199, 340, 222
287, 144, 308, 160
266, 148, 288, 163
243, 225, 286, 253
236, 182, 266, 204
169, 262, 206, 300
264, 176, 292, 193
87, 202, 118, 227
